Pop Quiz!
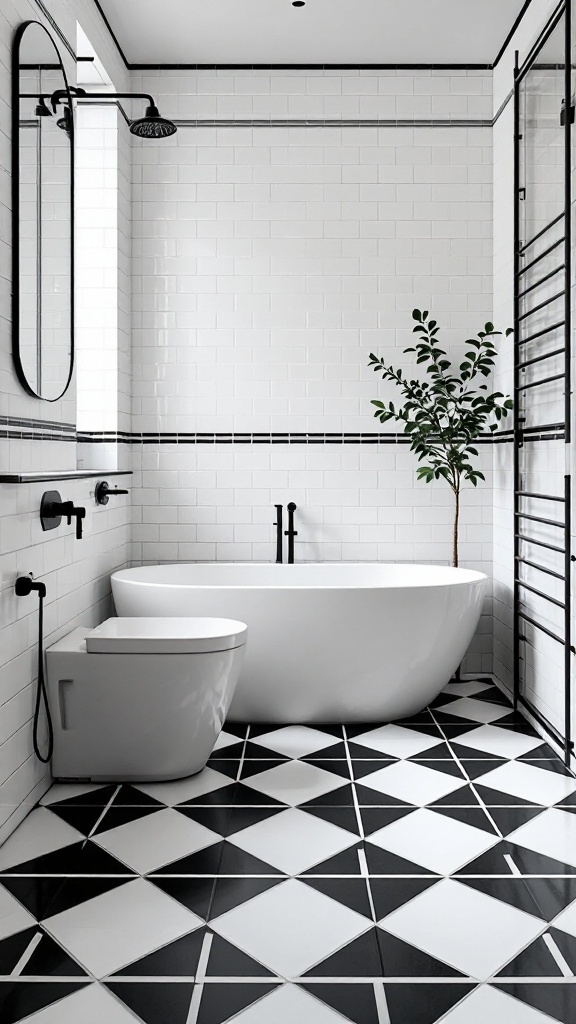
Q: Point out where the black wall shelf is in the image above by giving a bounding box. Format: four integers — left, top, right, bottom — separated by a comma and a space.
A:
0, 470, 132, 484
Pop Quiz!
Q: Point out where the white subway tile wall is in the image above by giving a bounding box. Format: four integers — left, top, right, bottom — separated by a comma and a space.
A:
129, 68, 495, 677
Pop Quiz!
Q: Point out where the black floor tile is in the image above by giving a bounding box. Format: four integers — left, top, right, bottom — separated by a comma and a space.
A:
36, 877, 129, 918
20, 932, 87, 977
196, 982, 279, 1024
0, 982, 88, 1024
301, 805, 361, 833
106, 981, 195, 1024
384, 982, 476, 1024
432, 805, 498, 834
301, 982, 380, 1024
149, 875, 216, 919
112, 930, 205, 977
377, 930, 465, 977
301, 877, 372, 917
0, 928, 37, 975
360, 806, 413, 836
496, 935, 564, 978
494, 982, 576, 1022
0, 842, 134, 877
304, 928, 382, 977
208, 876, 284, 919
47, 785, 117, 808
206, 934, 274, 977
369, 877, 439, 920
0, 878, 66, 920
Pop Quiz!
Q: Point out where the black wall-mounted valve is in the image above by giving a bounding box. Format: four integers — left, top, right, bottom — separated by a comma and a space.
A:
40, 491, 86, 539
95, 480, 129, 505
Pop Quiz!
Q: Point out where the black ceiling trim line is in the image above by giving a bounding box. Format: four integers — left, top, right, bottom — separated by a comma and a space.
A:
91, 0, 130, 69
33, 0, 76, 60
130, 62, 493, 71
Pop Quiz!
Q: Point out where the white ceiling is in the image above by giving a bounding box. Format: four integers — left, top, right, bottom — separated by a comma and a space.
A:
97, 0, 526, 65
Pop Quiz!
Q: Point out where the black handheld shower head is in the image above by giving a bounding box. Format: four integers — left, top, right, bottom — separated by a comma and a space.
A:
130, 102, 177, 139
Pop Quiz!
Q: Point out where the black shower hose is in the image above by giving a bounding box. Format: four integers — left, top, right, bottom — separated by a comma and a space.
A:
33, 590, 54, 763
15, 576, 54, 763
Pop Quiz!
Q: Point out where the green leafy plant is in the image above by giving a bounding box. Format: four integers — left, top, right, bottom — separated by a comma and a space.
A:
369, 309, 513, 567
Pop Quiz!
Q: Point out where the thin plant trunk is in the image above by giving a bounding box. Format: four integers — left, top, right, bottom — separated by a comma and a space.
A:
452, 487, 460, 568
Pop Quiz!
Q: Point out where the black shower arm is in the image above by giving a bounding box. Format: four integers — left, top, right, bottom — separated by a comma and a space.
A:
51, 89, 157, 110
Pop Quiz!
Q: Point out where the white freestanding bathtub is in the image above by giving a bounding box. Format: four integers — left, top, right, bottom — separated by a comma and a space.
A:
111, 563, 487, 723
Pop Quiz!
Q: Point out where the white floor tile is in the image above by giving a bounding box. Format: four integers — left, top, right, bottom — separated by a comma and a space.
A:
360, 761, 466, 806
232, 982, 352, 1022
243, 760, 346, 806
478, 762, 576, 806
0, 882, 36, 941
40, 784, 109, 806
507, 808, 576, 870
211, 878, 370, 978
454, 725, 544, 759
213, 730, 241, 751
134, 768, 233, 806
0, 809, 83, 871
44, 877, 201, 978
252, 726, 339, 759
93, 808, 221, 873
18, 983, 141, 1023
380, 878, 544, 979
436, 697, 511, 724
352, 724, 442, 759
229, 808, 358, 875
441, 682, 493, 698
553, 895, 576, 938
438, 984, 560, 1022
368, 808, 499, 875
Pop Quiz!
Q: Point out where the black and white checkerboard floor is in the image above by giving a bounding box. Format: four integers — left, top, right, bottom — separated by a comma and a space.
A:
2, 679, 576, 1023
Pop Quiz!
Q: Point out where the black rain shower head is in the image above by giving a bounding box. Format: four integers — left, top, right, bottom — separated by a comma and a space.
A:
129, 102, 177, 139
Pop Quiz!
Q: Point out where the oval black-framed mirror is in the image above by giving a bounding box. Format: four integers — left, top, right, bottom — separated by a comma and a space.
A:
12, 20, 74, 402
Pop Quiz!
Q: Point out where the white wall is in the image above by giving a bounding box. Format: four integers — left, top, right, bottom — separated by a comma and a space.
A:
0, 0, 131, 843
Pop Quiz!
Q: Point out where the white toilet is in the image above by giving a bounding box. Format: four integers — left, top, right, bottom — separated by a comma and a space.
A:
45, 617, 247, 782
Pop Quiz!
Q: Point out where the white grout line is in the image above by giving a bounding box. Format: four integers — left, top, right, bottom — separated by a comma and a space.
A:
374, 981, 391, 1024
543, 933, 574, 977
10, 931, 43, 976
503, 853, 522, 876
342, 726, 365, 839
185, 931, 213, 1024
87, 784, 122, 838
236, 726, 250, 783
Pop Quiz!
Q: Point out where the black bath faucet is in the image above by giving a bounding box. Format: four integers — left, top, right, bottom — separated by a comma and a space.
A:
274, 504, 283, 563
40, 491, 86, 539
285, 502, 298, 564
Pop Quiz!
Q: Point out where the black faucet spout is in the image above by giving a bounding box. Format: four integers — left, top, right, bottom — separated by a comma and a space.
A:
285, 502, 298, 564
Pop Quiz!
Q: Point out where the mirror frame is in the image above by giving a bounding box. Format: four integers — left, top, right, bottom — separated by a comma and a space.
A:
12, 19, 75, 402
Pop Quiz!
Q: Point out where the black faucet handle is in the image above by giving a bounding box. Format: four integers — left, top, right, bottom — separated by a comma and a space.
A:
72, 506, 86, 539
95, 480, 129, 505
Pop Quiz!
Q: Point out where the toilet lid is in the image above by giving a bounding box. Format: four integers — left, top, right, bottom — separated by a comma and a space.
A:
85, 617, 247, 654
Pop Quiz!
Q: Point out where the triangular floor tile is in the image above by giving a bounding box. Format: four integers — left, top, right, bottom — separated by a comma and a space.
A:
112, 930, 205, 977
413, 759, 465, 779
166, 806, 230, 836
455, 760, 505, 781
207, 933, 274, 977
347, 743, 398, 761
106, 982, 194, 1024
242, 742, 290, 760
475, 784, 540, 807
301, 982, 379, 1024
230, 784, 287, 808
360, 808, 413, 835
408, 742, 457, 761
508, 843, 576, 876
496, 935, 563, 978
148, 877, 215, 920
209, 877, 284, 919
454, 842, 516, 875
0, 982, 88, 1024
92, 806, 159, 835
36, 877, 128, 918
302, 759, 351, 779
221, 722, 248, 740
51, 785, 117, 808
0, 842, 133, 876
239, 760, 286, 779
369, 878, 439, 920
450, 744, 503, 762
196, 983, 279, 1024
113, 785, 164, 807
303, 845, 362, 876
377, 930, 465, 977
220, 807, 285, 836
0, 928, 36, 974
48, 806, 105, 837
354, 785, 414, 808
301, 806, 360, 834
154, 843, 224, 876
432, 806, 498, 834
353, 761, 395, 780
456, 878, 544, 918
0, 878, 66, 919
301, 878, 372, 917
488, 807, 546, 836
429, 786, 481, 808
218, 842, 284, 876
494, 982, 576, 1022
365, 845, 436, 876
21, 931, 87, 976
304, 928, 381, 977
385, 982, 476, 1024
301, 784, 355, 808
518, 744, 559, 760
206, 759, 241, 779
309, 742, 349, 759
183, 784, 240, 807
